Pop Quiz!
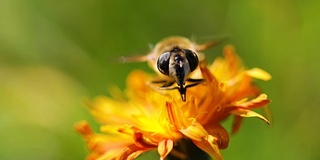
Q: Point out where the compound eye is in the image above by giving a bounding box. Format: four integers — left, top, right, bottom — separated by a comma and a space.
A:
157, 52, 171, 76
184, 49, 199, 72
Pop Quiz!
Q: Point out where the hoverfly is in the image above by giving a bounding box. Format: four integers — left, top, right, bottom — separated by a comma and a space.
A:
121, 36, 221, 101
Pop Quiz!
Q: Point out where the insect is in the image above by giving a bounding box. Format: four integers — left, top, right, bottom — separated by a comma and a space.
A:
121, 36, 221, 101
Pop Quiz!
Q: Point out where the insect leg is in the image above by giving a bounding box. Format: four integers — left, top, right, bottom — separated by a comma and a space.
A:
187, 78, 204, 83
161, 81, 175, 87
151, 79, 169, 84
186, 78, 205, 89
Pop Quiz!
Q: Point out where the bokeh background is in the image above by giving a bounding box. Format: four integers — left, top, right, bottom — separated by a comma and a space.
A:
1, 0, 319, 160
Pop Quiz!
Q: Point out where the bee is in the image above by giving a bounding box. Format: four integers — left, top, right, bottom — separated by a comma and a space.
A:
121, 36, 221, 101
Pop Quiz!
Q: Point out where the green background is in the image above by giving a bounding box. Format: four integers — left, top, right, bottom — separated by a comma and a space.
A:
1, 0, 319, 159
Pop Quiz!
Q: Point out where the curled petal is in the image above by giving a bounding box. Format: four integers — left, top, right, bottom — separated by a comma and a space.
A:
158, 139, 173, 160
233, 94, 271, 109
134, 132, 158, 148
179, 121, 208, 142
165, 101, 185, 130
230, 109, 270, 124
75, 121, 93, 138
117, 144, 149, 160
192, 135, 223, 160
231, 115, 243, 134
204, 124, 230, 149
247, 68, 272, 81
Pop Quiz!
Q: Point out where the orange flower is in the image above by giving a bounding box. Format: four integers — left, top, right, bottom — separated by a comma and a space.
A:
75, 45, 271, 160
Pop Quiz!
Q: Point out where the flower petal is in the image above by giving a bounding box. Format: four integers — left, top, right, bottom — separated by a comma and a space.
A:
204, 124, 230, 149
192, 135, 223, 160
179, 121, 208, 142
158, 139, 173, 160
75, 121, 93, 138
233, 94, 271, 109
164, 101, 185, 131
231, 115, 243, 134
133, 132, 158, 148
117, 144, 149, 160
230, 109, 270, 124
247, 67, 272, 81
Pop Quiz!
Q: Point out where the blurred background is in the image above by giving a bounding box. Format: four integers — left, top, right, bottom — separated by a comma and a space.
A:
0, 0, 319, 159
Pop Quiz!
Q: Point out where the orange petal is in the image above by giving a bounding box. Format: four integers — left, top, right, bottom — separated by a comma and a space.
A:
74, 121, 93, 138
126, 70, 150, 91
231, 115, 243, 134
192, 135, 223, 160
158, 139, 173, 160
233, 94, 271, 109
204, 124, 230, 149
133, 132, 157, 148
165, 101, 185, 130
230, 109, 270, 124
117, 144, 149, 160
247, 68, 272, 81
179, 121, 208, 141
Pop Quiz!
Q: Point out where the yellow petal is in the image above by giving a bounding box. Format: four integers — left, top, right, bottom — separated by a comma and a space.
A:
158, 139, 173, 160
164, 101, 185, 130
192, 135, 223, 160
133, 132, 158, 148
179, 121, 208, 141
230, 109, 270, 124
233, 94, 271, 109
247, 67, 272, 81
126, 70, 151, 91
117, 144, 149, 160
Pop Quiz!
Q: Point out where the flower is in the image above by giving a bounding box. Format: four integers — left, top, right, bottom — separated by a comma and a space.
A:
75, 45, 271, 160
